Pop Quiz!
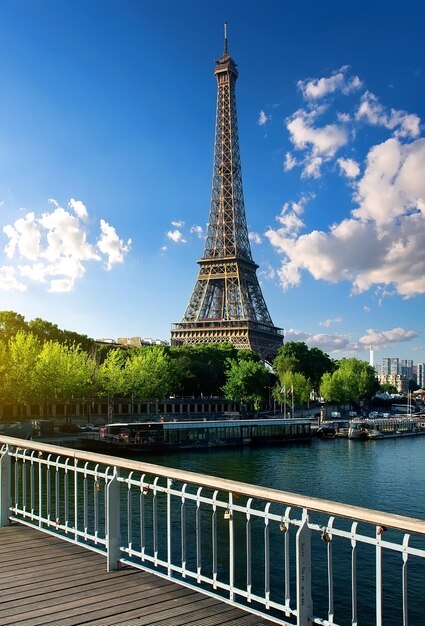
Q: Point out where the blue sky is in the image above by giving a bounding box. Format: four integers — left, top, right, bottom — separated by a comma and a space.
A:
1, 0, 424, 365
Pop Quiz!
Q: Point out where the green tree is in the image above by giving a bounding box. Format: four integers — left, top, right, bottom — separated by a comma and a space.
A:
123, 347, 176, 401
4, 331, 42, 405
28, 317, 95, 353
0, 311, 28, 343
222, 358, 270, 410
274, 371, 311, 407
0, 339, 8, 403
320, 358, 378, 403
35, 341, 95, 405
319, 371, 347, 404
170, 343, 238, 396
97, 349, 127, 398
273, 342, 334, 392
379, 383, 398, 394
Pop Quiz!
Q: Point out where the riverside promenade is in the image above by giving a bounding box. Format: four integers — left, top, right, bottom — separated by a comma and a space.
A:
0, 524, 269, 626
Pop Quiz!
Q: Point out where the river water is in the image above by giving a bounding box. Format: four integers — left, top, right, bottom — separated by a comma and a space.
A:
134, 435, 425, 625
137, 435, 425, 520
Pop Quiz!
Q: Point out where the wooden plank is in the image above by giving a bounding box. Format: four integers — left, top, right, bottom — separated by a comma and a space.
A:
0, 525, 273, 626
0, 551, 102, 579
0, 560, 118, 590
81, 595, 224, 626
1, 572, 169, 614
5, 587, 195, 626
1, 542, 91, 563
0, 569, 135, 601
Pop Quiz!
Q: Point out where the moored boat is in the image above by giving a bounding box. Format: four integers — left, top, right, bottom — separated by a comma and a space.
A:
317, 420, 350, 439
96, 417, 313, 453
348, 419, 369, 440
366, 417, 425, 440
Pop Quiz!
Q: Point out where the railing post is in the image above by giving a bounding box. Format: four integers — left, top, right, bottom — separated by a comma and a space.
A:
296, 509, 313, 626
106, 467, 121, 571
0, 446, 11, 526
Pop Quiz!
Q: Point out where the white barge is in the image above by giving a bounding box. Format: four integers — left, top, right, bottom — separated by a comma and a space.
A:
348, 416, 425, 440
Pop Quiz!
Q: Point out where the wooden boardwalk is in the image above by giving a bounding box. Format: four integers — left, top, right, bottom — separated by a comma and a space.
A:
0, 525, 273, 626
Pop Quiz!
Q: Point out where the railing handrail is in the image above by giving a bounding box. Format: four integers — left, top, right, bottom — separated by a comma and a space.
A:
2, 434, 425, 535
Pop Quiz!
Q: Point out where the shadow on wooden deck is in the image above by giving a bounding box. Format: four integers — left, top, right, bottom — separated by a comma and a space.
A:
0, 525, 273, 626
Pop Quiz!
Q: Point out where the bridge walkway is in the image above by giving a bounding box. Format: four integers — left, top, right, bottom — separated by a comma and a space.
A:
0, 525, 271, 626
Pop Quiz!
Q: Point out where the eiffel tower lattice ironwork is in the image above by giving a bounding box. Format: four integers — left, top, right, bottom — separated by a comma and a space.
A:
171, 25, 284, 360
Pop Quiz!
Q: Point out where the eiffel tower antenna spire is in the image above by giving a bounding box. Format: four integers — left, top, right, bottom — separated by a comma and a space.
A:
171, 28, 284, 360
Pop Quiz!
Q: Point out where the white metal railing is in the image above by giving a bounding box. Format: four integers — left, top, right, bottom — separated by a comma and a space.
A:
1, 436, 425, 626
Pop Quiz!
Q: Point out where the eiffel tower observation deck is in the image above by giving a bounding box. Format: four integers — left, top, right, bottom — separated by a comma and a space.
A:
171, 24, 284, 360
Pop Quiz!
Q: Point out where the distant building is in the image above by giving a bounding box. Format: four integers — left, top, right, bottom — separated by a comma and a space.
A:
117, 337, 169, 347
95, 337, 170, 348
418, 363, 425, 389
381, 357, 399, 376
378, 373, 406, 394
400, 359, 413, 380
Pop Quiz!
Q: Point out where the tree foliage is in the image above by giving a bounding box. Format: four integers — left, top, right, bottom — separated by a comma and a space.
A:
222, 358, 270, 410
379, 383, 398, 394
0, 310, 95, 353
2, 331, 42, 404
273, 342, 334, 392
0, 311, 28, 343
274, 371, 311, 406
2, 311, 328, 410
123, 347, 177, 399
35, 341, 95, 403
97, 349, 127, 398
319, 358, 378, 403
170, 343, 239, 397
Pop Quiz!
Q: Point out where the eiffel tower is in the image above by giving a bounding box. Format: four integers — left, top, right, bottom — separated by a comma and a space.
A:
171, 25, 283, 360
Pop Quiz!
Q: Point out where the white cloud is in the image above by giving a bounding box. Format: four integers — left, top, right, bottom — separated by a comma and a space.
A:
358, 327, 419, 347
249, 231, 262, 244
287, 112, 348, 157
320, 317, 342, 328
283, 326, 418, 355
166, 229, 186, 243
337, 157, 360, 178
171, 220, 185, 227
284, 152, 298, 171
258, 110, 270, 126
353, 137, 425, 229
1, 198, 131, 293
266, 195, 311, 244
337, 112, 351, 123
258, 263, 277, 280
97, 219, 132, 271
285, 328, 353, 352
0, 266, 26, 291
355, 92, 421, 139
38, 207, 100, 264
302, 156, 323, 179
267, 136, 425, 298
297, 67, 362, 100
68, 198, 88, 221
286, 109, 348, 177
190, 225, 204, 238
3, 212, 41, 260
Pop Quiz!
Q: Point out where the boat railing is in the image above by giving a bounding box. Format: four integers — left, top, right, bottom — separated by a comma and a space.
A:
1, 435, 425, 626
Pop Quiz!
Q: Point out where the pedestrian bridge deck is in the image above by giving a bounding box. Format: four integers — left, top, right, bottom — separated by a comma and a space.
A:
0, 524, 270, 626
